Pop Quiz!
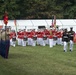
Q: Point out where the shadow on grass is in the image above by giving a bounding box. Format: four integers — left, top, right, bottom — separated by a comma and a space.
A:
8, 53, 29, 59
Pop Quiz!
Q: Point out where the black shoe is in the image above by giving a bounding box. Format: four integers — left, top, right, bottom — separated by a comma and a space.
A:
70, 49, 72, 52
64, 50, 65, 52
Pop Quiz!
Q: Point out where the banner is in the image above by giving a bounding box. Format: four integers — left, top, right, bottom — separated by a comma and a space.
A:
3, 12, 8, 25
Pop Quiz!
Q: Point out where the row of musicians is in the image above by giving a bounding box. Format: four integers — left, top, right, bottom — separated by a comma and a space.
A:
9, 31, 63, 47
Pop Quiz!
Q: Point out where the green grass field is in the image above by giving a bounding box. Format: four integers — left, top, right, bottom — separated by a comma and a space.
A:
0, 44, 76, 75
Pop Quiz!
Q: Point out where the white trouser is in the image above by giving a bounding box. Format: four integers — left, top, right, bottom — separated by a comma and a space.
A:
10, 39, 16, 47
42, 39, 46, 46
18, 38, 22, 46
32, 40, 36, 46
28, 38, 33, 46
10, 39, 13, 46
44, 38, 49, 45
49, 39, 53, 48
57, 38, 60, 45
53, 40, 57, 46
12, 41, 16, 47
69, 40, 73, 51
22, 39, 27, 46
60, 38, 63, 45
63, 41, 68, 52
37, 38, 43, 46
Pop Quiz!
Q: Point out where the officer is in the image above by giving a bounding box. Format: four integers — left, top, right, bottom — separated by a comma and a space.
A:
1, 27, 10, 58
62, 28, 69, 52
68, 27, 75, 51
0, 29, 2, 55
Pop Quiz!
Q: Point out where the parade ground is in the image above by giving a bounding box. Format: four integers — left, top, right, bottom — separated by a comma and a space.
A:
0, 44, 76, 75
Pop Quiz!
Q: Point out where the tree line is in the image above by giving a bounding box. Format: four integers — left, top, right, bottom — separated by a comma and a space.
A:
0, 0, 76, 19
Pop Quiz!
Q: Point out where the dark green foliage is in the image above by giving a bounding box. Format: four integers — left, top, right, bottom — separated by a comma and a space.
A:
0, 0, 76, 19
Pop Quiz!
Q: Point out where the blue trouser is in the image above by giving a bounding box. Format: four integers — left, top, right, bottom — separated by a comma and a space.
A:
1, 40, 10, 58
0, 40, 1, 55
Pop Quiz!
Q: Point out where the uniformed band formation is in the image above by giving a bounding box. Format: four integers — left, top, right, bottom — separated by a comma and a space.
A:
0, 27, 75, 59
9, 27, 75, 52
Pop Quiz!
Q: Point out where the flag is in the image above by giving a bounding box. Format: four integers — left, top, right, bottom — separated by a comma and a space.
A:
14, 20, 17, 36
3, 11, 8, 25
54, 15, 56, 28
52, 15, 54, 27
14, 20, 16, 26
14, 20, 17, 26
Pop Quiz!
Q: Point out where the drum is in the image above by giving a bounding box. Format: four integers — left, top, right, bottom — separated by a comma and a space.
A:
43, 36, 47, 40
53, 36, 57, 41
12, 37, 16, 41
23, 36, 28, 41
33, 36, 37, 40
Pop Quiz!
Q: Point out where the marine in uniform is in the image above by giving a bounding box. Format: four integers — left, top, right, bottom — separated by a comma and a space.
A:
62, 28, 69, 52
0, 29, 2, 55
1, 28, 10, 58
68, 27, 75, 51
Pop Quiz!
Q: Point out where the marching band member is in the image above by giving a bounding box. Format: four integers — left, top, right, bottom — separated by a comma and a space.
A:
37, 29, 43, 46
48, 29, 53, 48
60, 29, 64, 45
44, 29, 50, 45
52, 29, 57, 46
42, 29, 47, 46
9, 31, 13, 46
32, 29, 37, 46
56, 30, 62, 45
17, 30, 22, 46
21, 29, 28, 46
12, 31, 16, 47
37, 30, 41, 45
27, 31, 33, 46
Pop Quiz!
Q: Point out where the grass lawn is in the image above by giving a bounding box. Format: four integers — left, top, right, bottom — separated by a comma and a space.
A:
0, 44, 76, 75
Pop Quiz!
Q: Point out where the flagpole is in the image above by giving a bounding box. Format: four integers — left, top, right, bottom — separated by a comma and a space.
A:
3, 11, 8, 40
5, 25, 7, 40
16, 23, 17, 37
14, 20, 17, 37
54, 15, 56, 29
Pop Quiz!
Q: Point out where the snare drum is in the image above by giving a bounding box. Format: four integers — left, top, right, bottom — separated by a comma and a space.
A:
53, 36, 57, 41
23, 36, 27, 41
12, 37, 16, 41
33, 36, 37, 40
43, 35, 47, 40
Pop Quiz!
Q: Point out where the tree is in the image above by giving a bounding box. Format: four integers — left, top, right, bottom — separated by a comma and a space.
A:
0, 0, 20, 19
